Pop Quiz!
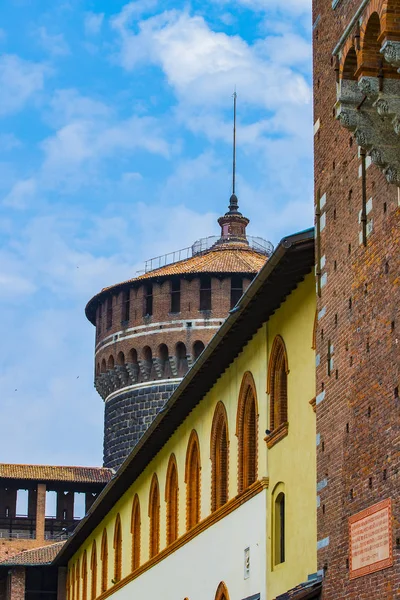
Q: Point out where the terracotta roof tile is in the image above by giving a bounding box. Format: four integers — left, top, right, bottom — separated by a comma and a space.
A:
0, 464, 113, 484
85, 243, 268, 324
0, 542, 65, 566
129, 247, 266, 282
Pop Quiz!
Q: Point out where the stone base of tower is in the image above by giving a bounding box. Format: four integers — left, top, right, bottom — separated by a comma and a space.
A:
103, 379, 181, 470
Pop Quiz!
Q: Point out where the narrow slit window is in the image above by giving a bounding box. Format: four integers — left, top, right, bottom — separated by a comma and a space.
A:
144, 283, 153, 316
274, 492, 285, 565
106, 297, 113, 329
230, 276, 243, 309
170, 279, 181, 313
199, 276, 212, 311
97, 304, 102, 335
121, 290, 130, 323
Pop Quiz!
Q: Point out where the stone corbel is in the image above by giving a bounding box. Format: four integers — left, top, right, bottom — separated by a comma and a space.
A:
115, 365, 128, 387
125, 362, 139, 384
380, 40, 400, 73
168, 356, 178, 377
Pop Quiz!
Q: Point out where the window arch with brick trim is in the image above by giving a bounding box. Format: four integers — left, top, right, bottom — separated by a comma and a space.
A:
267, 336, 289, 446
148, 474, 160, 558
185, 430, 201, 530
215, 581, 230, 600
81, 550, 87, 600
71, 564, 75, 600
236, 371, 258, 493
210, 401, 229, 512
76, 558, 80, 600
165, 454, 179, 545
113, 513, 122, 583
100, 529, 108, 593
272, 482, 286, 567
131, 494, 141, 571
90, 540, 97, 600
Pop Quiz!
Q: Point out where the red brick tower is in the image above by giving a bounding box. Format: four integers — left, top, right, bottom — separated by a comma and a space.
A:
313, 0, 400, 596
85, 198, 272, 470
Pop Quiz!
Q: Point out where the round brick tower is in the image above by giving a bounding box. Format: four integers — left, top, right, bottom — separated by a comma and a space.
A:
85, 195, 273, 470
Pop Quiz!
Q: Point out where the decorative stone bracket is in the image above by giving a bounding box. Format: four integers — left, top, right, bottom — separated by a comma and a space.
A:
336, 46, 400, 185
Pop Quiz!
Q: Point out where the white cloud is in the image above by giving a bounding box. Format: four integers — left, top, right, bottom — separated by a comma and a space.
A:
0, 54, 47, 116
40, 114, 169, 190
212, 0, 311, 15
112, 10, 310, 110
36, 26, 70, 56
256, 32, 311, 67
84, 12, 104, 36
3, 178, 36, 209
111, 0, 158, 30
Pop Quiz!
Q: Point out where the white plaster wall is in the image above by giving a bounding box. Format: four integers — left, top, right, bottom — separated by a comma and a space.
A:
111, 491, 267, 600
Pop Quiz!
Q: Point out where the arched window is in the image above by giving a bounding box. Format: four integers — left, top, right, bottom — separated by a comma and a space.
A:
215, 581, 230, 600
76, 559, 80, 600
90, 540, 97, 600
131, 494, 141, 570
71, 564, 75, 600
236, 372, 258, 493
211, 402, 229, 512
267, 336, 289, 433
113, 514, 122, 583
185, 430, 201, 530
165, 454, 179, 545
116, 351, 125, 366
100, 359, 106, 374
148, 474, 160, 558
107, 355, 114, 370
100, 529, 108, 593
81, 550, 87, 600
273, 485, 285, 566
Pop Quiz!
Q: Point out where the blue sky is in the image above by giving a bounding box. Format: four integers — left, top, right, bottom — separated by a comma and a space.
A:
0, 0, 312, 466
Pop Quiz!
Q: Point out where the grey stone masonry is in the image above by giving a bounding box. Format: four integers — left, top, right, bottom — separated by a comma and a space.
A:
103, 381, 180, 470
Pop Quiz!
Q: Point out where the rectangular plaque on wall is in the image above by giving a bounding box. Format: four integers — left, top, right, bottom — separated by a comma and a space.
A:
349, 498, 393, 579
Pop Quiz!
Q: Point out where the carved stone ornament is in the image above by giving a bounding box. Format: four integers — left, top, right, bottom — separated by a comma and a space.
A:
380, 40, 400, 71
337, 74, 400, 185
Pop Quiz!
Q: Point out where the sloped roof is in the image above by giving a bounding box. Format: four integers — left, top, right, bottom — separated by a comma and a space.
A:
0, 542, 65, 566
85, 243, 267, 324
275, 577, 322, 599
135, 246, 266, 280
56, 228, 314, 565
0, 464, 113, 484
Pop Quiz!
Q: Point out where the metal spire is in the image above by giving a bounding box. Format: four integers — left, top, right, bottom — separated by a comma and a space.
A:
232, 90, 237, 196
229, 90, 239, 213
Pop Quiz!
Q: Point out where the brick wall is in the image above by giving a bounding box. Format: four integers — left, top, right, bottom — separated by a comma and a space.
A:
8, 568, 25, 600
313, 0, 400, 597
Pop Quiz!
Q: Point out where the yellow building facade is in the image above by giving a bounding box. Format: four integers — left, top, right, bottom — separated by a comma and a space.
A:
57, 229, 318, 600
